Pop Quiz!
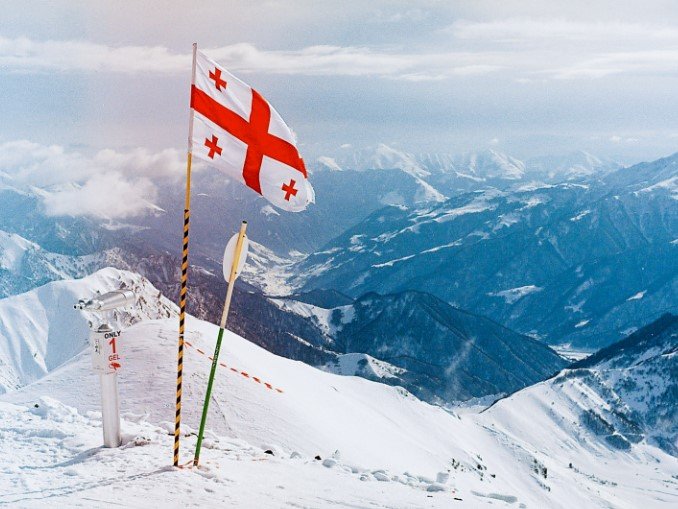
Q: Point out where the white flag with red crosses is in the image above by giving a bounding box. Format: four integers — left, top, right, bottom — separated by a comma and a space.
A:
190, 50, 314, 212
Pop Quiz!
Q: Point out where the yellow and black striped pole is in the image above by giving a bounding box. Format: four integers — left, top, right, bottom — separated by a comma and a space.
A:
174, 42, 198, 468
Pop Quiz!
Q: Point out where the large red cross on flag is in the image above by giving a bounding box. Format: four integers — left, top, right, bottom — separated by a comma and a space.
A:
190, 50, 314, 212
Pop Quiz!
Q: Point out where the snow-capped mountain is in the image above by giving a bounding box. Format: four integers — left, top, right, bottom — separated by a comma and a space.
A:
314, 145, 623, 213
0, 268, 176, 394
317, 146, 529, 199
568, 313, 677, 454
294, 154, 678, 349
0, 272, 675, 508
319, 145, 527, 181
270, 290, 567, 402
526, 151, 620, 181
1, 148, 673, 391
603, 151, 678, 192
0, 229, 144, 298
451, 150, 526, 180
318, 145, 621, 188
320, 143, 433, 178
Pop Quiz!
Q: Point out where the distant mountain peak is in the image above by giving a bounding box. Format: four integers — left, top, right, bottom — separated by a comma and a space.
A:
460, 149, 526, 180
316, 145, 529, 182
323, 143, 432, 178
526, 151, 619, 181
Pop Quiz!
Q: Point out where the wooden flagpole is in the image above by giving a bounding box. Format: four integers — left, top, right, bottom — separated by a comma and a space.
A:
193, 221, 248, 467
174, 42, 198, 468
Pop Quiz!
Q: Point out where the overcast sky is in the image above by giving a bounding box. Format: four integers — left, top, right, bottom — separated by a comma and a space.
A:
2, 0, 678, 181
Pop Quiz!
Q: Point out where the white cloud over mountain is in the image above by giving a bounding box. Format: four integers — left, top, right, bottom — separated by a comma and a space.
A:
0, 140, 184, 219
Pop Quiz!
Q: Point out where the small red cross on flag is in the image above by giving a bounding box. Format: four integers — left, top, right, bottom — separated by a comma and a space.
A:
190, 50, 314, 212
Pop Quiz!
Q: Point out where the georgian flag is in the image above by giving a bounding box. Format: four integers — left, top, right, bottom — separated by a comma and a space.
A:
190, 50, 314, 212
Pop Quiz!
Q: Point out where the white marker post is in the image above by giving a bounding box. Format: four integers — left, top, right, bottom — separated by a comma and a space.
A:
75, 290, 135, 448
194, 221, 250, 467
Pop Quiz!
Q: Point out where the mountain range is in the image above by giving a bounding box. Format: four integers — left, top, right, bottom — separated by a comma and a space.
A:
0, 147, 675, 401
270, 290, 567, 402
295, 152, 677, 349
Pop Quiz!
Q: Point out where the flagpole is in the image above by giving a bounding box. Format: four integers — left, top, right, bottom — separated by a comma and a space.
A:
193, 220, 248, 468
174, 42, 198, 468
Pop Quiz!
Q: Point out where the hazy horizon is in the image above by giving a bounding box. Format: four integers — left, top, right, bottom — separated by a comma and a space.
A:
3, 0, 678, 217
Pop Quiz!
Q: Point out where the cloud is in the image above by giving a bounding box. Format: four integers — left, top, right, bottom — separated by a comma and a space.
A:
609, 135, 640, 144
5, 22, 678, 83
42, 173, 157, 219
372, 8, 430, 24
548, 50, 678, 79
0, 140, 184, 219
446, 19, 678, 80
0, 36, 189, 73
448, 18, 678, 43
0, 35, 503, 81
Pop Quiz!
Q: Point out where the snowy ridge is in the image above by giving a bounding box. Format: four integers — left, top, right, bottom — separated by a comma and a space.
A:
267, 289, 566, 402
0, 270, 675, 507
323, 352, 407, 381
489, 285, 543, 304
0, 268, 176, 394
0, 230, 95, 297
318, 146, 535, 181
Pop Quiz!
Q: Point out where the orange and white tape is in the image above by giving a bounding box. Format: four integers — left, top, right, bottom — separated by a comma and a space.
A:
184, 340, 284, 394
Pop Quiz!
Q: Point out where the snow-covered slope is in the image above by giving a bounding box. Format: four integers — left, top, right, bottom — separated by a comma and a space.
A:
453, 150, 526, 181
270, 290, 567, 402
0, 268, 176, 394
0, 270, 676, 508
567, 314, 678, 454
0, 230, 97, 297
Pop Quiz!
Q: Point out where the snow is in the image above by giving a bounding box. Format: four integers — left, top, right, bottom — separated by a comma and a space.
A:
379, 190, 406, 206
0, 230, 38, 271
638, 175, 678, 199
489, 285, 543, 304
412, 175, 447, 203
269, 297, 349, 337
627, 290, 646, 301
323, 352, 407, 381
519, 195, 548, 209
1, 269, 677, 508
463, 150, 525, 180
0, 268, 176, 394
433, 200, 495, 224
317, 156, 343, 171
493, 212, 520, 231
570, 210, 591, 222
370, 143, 431, 178
420, 239, 463, 254
550, 346, 592, 362
373, 254, 416, 268
0, 399, 461, 509
515, 182, 555, 192
240, 241, 305, 296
